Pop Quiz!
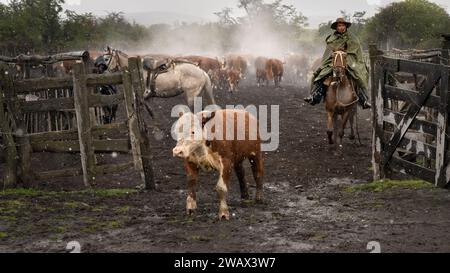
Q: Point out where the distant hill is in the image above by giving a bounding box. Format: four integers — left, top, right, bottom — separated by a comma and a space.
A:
125, 11, 210, 26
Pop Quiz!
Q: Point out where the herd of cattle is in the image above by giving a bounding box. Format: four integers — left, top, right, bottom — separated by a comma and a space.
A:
155, 52, 313, 91
50, 50, 316, 92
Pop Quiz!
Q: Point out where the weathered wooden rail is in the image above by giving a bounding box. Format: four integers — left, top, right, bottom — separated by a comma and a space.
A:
0, 51, 100, 134
0, 51, 89, 65
0, 57, 155, 189
387, 48, 442, 63
369, 37, 450, 188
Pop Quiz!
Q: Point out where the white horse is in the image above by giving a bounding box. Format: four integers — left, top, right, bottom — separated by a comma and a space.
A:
142, 58, 216, 109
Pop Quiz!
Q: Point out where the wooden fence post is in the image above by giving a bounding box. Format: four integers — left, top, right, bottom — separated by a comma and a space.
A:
1, 65, 35, 187
441, 34, 450, 66
16, 134, 34, 187
435, 66, 449, 188
369, 44, 386, 181
122, 70, 143, 171
0, 73, 18, 188
73, 63, 95, 187
128, 57, 156, 190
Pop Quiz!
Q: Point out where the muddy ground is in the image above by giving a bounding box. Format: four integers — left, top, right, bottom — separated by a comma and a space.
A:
1, 83, 450, 253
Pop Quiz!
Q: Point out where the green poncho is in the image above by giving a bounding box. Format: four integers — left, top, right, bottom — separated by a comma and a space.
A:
312, 31, 369, 90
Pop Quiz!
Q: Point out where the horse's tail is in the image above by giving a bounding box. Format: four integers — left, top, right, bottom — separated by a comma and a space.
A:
203, 72, 216, 106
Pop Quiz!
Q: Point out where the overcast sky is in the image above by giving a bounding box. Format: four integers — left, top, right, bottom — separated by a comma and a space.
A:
1, 0, 449, 27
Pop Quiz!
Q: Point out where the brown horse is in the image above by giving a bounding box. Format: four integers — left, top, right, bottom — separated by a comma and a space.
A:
325, 50, 358, 148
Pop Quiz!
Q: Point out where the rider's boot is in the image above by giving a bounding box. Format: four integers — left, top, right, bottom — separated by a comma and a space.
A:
304, 81, 326, 105
356, 87, 371, 109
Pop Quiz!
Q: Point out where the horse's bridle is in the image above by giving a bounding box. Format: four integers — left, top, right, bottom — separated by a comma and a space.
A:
103, 50, 114, 70
332, 51, 359, 107
103, 48, 125, 73
332, 51, 346, 80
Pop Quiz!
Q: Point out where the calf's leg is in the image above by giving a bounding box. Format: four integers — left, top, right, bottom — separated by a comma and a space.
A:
250, 153, 264, 203
185, 161, 199, 215
234, 161, 250, 200
217, 160, 231, 220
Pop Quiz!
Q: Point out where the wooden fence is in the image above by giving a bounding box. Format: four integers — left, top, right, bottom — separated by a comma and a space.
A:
369, 44, 450, 188
0, 57, 155, 189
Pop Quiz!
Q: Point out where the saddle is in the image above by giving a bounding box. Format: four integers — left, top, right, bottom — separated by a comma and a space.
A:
147, 58, 200, 93
143, 58, 173, 72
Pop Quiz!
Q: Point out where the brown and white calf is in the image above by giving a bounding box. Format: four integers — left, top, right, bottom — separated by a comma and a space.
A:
226, 69, 242, 93
172, 109, 264, 220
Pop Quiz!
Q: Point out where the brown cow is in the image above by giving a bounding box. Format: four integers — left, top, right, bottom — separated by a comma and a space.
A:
225, 54, 248, 79
181, 56, 224, 90
285, 53, 310, 86
226, 68, 242, 93
255, 57, 268, 87
181, 56, 223, 72
210, 68, 229, 91
172, 109, 264, 220
266, 59, 284, 87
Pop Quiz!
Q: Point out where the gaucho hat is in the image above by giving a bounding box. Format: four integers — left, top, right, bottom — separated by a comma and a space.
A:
331, 18, 352, 30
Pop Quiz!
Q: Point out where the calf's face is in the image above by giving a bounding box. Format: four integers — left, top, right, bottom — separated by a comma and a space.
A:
172, 113, 206, 159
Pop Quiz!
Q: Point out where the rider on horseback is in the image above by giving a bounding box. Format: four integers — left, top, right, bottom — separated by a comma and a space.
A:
304, 18, 371, 109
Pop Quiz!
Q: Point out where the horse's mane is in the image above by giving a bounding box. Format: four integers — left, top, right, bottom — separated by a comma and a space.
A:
105, 46, 129, 58
113, 49, 129, 58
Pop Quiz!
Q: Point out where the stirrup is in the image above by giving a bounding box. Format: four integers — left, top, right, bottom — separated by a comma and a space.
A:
304, 95, 320, 105
356, 88, 371, 109
304, 96, 313, 103
362, 101, 371, 109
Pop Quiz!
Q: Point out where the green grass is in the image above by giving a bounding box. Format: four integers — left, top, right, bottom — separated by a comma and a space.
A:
0, 188, 138, 237
0, 232, 8, 239
345, 179, 433, 193
183, 218, 194, 225
91, 206, 108, 212
63, 201, 90, 209
80, 188, 138, 197
114, 206, 131, 214
0, 215, 17, 221
81, 220, 124, 233
0, 200, 25, 215
0, 200, 25, 207
0, 188, 138, 198
0, 188, 49, 197
242, 199, 256, 205
35, 205, 56, 213
52, 226, 67, 234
